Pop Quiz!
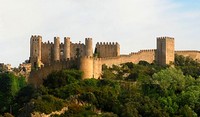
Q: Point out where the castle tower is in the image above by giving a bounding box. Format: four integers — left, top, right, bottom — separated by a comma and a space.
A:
64, 37, 71, 60
116, 42, 120, 57
156, 37, 175, 66
80, 56, 94, 79
30, 35, 42, 69
85, 38, 93, 57
54, 37, 60, 61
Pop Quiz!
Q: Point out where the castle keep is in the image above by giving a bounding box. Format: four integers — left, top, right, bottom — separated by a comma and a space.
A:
29, 35, 200, 86
30, 36, 93, 68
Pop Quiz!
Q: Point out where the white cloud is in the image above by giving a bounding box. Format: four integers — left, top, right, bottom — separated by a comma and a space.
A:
0, 0, 200, 67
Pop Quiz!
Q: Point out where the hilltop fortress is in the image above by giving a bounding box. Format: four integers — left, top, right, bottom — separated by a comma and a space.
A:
29, 35, 200, 86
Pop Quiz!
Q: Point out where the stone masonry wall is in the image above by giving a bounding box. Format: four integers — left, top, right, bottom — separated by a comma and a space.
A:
175, 51, 200, 61
96, 42, 120, 58
28, 59, 78, 87
101, 49, 156, 67
41, 42, 53, 65
29, 35, 200, 87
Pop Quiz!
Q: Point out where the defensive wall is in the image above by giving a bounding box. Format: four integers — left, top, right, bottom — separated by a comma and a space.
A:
30, 36, 93, 69
95, 42, 120, 58
80, 49, 156, 79
29, 35, 200, 87
175, 50, 200, 61
29, 58, 78, 87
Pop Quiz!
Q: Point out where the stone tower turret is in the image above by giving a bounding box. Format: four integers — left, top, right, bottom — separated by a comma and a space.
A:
64, 37, 71, 60
30, 35, 42, 69
54, 37, 60, 61
85, 38, 93, 57
80, 56, 94, 79
156, 37, 174, 66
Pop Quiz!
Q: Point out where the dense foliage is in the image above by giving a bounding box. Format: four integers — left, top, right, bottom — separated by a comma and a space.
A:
0, 73, 26, 115
1, 55, 200, 116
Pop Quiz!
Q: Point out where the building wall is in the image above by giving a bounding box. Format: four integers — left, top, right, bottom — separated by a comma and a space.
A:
100, 49, 155, 67
175, 51, 200, 61
30, 36, 93, 69
96, 42, 120, 58
41, 42, 53, 65
29, 59, 77, 87
29, 35, 200, 87
70, 43, 86, 58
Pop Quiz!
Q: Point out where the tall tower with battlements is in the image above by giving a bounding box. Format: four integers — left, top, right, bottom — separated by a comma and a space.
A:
85, 38, 93, 57
64, 37, 71, 60
54, 37, 60, 61
156, 37, 175, 66
30, 35, 43, 69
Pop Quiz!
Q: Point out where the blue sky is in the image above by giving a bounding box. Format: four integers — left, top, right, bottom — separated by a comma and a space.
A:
0, 0, 200, 67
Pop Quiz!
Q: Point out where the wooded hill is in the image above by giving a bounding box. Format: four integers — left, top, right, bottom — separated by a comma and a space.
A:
0, 54, 200, 117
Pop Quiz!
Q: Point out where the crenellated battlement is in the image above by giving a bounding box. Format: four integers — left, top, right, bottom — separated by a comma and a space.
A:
29, 35, 200, 87
72, 43, 85, 46
64, 37, 70, 40
127, 49, 156, 57
139, 49, 156, 53
157, 36, 174, 40
31, 35, 42, 41
175, 50, 200, 53
95, 41, 120, 58
96, 42, 119, 46
85, 38, 92, 41
42, 42, 54, 45
31, 35, 42, 38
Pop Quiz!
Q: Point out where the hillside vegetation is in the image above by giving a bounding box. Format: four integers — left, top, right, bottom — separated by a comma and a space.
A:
0, 55, 200, 117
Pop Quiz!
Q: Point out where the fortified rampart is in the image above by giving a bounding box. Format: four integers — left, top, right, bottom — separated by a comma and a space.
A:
30, 36, 93, 69
29, 58, 78, 87
28, 35, 200, 87
100, 49, 156, 67
175, 51, 200, 61
95, 42, 120, 58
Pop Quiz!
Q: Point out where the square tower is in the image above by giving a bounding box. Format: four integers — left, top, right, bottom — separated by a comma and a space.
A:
156, 37, 175, 66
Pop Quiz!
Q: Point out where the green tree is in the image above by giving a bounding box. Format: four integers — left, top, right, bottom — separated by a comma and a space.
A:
43, 70, 82, 89
0, 73, 26, 114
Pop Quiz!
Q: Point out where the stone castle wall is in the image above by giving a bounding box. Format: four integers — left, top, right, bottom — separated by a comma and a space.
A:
29, 58, 78, 87
96, 42, 120, 58
29, 35, 200, 87
175, 51, 200, 61
101, 49, 156, 67
30, 36, 94, 69
78, 49, 156, 79
41, 42, 53, 65
70, 43, 86, 58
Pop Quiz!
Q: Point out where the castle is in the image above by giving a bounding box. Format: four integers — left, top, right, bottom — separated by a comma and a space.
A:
29, 35, 200, 87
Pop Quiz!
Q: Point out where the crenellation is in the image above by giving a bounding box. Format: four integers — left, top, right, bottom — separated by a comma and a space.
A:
157, 37, 174, 40
175, 50, 200, 53
29, 35, 200, 87
95, 41, 120, 58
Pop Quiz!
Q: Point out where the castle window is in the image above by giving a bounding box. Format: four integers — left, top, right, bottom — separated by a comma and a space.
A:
60, 50, 64, 56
